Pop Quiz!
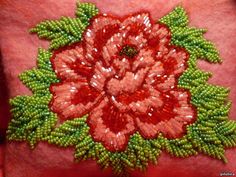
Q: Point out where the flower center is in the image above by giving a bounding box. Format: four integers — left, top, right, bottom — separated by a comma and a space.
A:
119, 45, 138, 58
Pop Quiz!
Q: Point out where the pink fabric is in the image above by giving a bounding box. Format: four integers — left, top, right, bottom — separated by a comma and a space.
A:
0, 145, 4, 177
0, 0, 236, 177
0, 57, 10, 136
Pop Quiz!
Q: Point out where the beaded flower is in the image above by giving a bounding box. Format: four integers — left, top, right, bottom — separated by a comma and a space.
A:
7, 2, 236, 177
50, 13, 195, 151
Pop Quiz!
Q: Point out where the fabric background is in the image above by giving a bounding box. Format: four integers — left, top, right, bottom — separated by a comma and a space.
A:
0, 0, 236, 177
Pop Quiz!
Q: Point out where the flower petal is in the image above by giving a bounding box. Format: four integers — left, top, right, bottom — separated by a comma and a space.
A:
121, 13, 152, 34
106, 68, 149, 96
145, 61, 164, 85
132, 48, 155, 71
126, 32, 148, 50
110, 86, 163, 114
155, 74, 176, 92
90, 61, 115, 91
145, 61, 176, 92
84, 15, 120, 62
171, 90, 196, 122
112, 57, 131, 78
135, 90, 195, 138
88, 97, 135, 151
50, 81, 102, 120
147, 23, 171, 47
51, 45, 92, 81
129, 87, 163, 114
102, 33, 123, 65
162, 47, 189, 76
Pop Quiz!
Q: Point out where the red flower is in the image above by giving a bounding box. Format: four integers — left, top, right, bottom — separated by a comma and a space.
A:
50, 13, 196, 151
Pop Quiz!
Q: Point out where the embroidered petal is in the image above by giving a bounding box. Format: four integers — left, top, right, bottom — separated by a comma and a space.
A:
162, 47, 189, 76
126, 32, 148, 50
102, 33, 124, 65
84, 15, 120, 62
112, 57, 131, 78
50, 81, 102, 120
121, 13, 152, 34
146, 47, 189, 92
112, 86, 163, 113
90, 61, 115, 91
145, 61, 164, 85
132, 48, 155, 71
88, 97, 135, 151
135, 90, 195, 138
51, 45, 92, 81
145, 61, 176, 92
155, 74, 176, 92
106, 68, 149, 96
147, 23, 171, 47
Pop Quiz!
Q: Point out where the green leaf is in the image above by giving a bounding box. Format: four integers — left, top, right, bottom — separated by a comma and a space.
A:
197, 103, 231, 122
37, 48, 54, 71
172, 34, 221, 63
215, 120, 236, 148
171, 26, 207, 38
30, 2, 99, 50
95, 143, 112, 169
75, 2, 99, 25
46, 117, 89, 147
19, 68, 58, 95
188, 125, 227, 162
18, 48, 58, 95
159, 6, 221, 63
75, 135, 95, 161
126, 133, 161, 171
190, 84, 229, 109
159, 6, 188, 27
215, 121, 236, 135
30, 17, 87, 50
178, 68, 212, 89
164, 137, 198, 157
7, 96, 57, 148
217, 134, 236, 148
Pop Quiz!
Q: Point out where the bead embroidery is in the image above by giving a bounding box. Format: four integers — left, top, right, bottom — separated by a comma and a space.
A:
49, 13, 196, 151
7, 2, 236, 177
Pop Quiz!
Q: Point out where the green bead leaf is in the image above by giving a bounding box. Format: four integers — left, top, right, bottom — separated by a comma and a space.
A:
159, 6, 221, 63
217, 134, 236, 148
172, 35, 221, 63
19, 48, 58, 96
188, 125, 227, 163
215, 120, 236, 148
178, 68, 212, 89
75, 135, 95, 161
197, 103, 231, 122
126, 133, 162, 171
19, 68, 58, 96
46, 117, 89, 147
37, 48, 54, 71
190, 84, 229, 109
7, 96, 57, 148
159, 6, 188, 27
75, 2, 99, 25
164, 137, 198, 158
30, 2, 99, 50
171, 27, 207, 38
30, 17, 87, 50
215, 121, 236, 135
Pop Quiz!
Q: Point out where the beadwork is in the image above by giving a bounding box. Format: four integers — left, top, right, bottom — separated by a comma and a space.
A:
49, 12, 197, 152
7, 2, 236, 177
